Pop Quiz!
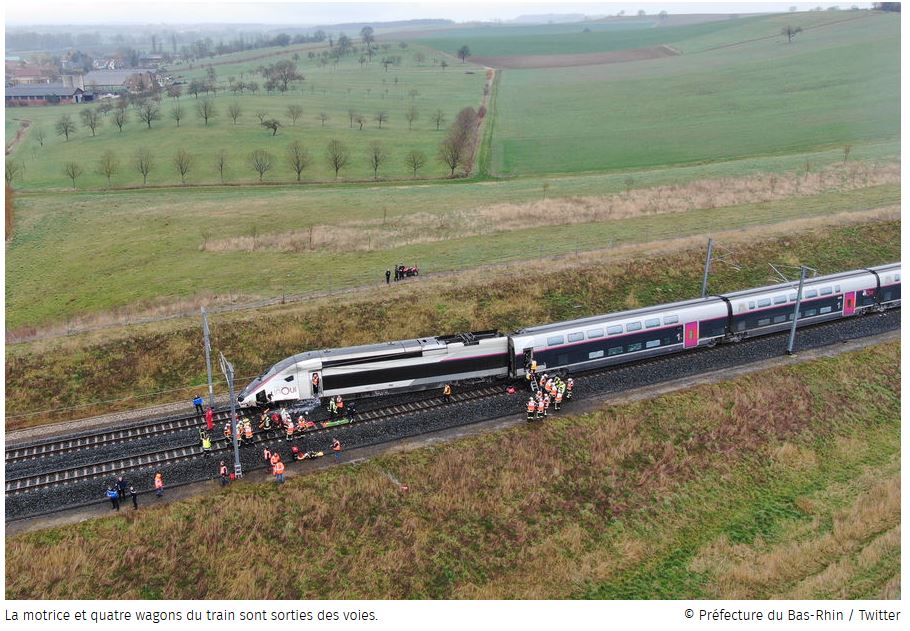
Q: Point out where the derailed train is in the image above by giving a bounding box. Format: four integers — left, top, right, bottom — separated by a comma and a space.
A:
238, 262, 900, 408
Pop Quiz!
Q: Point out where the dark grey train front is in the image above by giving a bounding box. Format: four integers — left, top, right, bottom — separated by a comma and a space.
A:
238, 263, 900, 408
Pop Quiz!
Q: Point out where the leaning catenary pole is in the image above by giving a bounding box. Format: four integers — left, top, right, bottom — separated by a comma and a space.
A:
201, 308, 216, 410
786, 265, 808, 355
701, 238, 714, 298
219, 352, 242, 478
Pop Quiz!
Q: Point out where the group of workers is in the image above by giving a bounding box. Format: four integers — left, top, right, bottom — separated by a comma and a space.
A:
216, 436, 342, 486
104, 472, 164, 510
525, 366, 574, 421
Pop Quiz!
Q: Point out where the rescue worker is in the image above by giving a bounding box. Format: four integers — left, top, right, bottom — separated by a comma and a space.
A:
270, 452, 281, 468
385, 269, 391, 284
311, 372, 320, 396
347, 400, 357, 419
535, 396, 545, 420
542, 393, 550, 418
258, 410, 269, 431
332, 437, 342, 462
291, 445, 304, 461
328, 397, 337, 417
223, 421, 232, 441
116, 475, 128, 501
335, 395, 345, 417
285, 418, 295, 441
566, 378, 574, 400
193, 394, 204, 416
243, 419, 254, 442
106, 485, 120, 511
219, 461, 230, 486
273, 459, 286, 484
205, 406, 214, 431
263, 446, 272, 464
235, 422, 244, 446
154, 472, 164, 498
129, 485, 139, 510
527, 397, 536, 421
443, 383, 453, 403
201, 431, 212, 455
554, 387, 563, 411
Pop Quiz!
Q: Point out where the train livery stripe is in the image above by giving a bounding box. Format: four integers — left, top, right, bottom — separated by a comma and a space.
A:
322, 353, 509, 391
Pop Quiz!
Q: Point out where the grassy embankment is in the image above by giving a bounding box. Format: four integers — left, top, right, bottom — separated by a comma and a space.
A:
4, 43, 484, 189
6, 145, 899, 332
5, 218, 899, 430
5, 341, 900, 599
487, 11, 899, 176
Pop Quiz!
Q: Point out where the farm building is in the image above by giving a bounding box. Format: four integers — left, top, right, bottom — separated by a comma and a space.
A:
82, 68, 157, 93
5, 84, 93, 106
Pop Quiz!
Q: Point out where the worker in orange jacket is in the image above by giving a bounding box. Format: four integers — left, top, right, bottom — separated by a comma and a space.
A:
273, 460, 286, 484
527, 397, 536, 421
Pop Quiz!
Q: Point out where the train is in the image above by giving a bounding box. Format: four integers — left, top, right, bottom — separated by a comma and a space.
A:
237, 262, 900, 409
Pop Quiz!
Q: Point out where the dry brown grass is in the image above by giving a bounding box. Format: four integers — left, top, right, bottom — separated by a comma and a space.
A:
201, 162, 899, 254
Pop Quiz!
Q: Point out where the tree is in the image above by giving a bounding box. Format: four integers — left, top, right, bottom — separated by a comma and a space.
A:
135, 147, 153, 185
457, 45, 471, 63
166, 83, 183, 100
843, 144, 852, 163
405, 106, 419, 130
228, 102, 242, 124
247, 80, 259, 95
325, 139, 349, 179
375, 111, 389, 129
97, 150, 119, 187
286, 140, 311, 181
361, 26, 375, 60
318, 111, 329, 127
170, 103, 184, 127
173, 149, 193, 184
781, 25, 803, 43
432, 109, 446, 131
34, 127, 46, 147
438, 137, 464, 176
262, 119, 282, 136
63, 161, 83, 189
80, 109, 102, 136
55, 114, 76, 141
197, 98, 217, 126
404, 150, 426, 178
348, 109, 357, 128
415, 51, 426, 64
113, 109, 128, 132
263, 60, 303, 92
215, 150, 227, 184
440, 59, 448, 71
5, 160, 22, 185
355, 114, 366, 131
248, 149, 274, 181
138, 102, 160, 128
366, 141, 388, 179
286, 104, 303, 125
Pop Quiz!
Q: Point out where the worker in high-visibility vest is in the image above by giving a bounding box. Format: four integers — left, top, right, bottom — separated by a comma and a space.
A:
332, 437, 342, 462
223, 422, 232, 440
543, 394, 550, 417
554, 388, 563, 411
243, 420, 253, 441
566, 378, 574, 400
443, 383, 453, 403
527, 397, 536, 421
273, 459, 286, 484
535, 397, 545, 419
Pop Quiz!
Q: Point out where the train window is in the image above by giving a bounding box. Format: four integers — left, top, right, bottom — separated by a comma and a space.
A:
748, 302, 755, 310
587, 328, 604, 339
819, 306, 832, 314
663, 315, 679, 325
608, 346, 623, 356
895, 274, 901, 282
284, 376, 294, 382
773, 315, 787, 324
627, 342, 643, 352
804, 309, 817, 317
805, 289, 817, 299
820, 287, 833, 296
789, 293, 797, 302
547, 335, 564, 347
773, 295, 787, 305
757, 317, 771, 326
645, 318, 661, 328
646, 340, 660, 349
567, 332, 584, 343
626, 322, 642, 332
589, 350, 604, 360
834, 285, 841, 293
758, 298, 772, 308
607, 325, 623, 335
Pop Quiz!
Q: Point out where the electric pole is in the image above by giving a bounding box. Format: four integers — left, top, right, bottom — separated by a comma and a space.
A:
219, 352, 242, 479
201, 307, 215, 410
701, 238, 714, 298
786, 265, 809, 355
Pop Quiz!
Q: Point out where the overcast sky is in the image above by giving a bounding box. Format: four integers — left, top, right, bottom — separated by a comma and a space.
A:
5, 1, 873, 26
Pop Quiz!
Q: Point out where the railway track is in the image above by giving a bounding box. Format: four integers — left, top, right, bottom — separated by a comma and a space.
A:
5, 309, 900, 506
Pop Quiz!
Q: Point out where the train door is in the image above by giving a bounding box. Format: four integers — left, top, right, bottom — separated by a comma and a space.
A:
684, 321, 699, 349
523, 348, 534, 372
308, 371, 321, 398
843, 291, 856, 316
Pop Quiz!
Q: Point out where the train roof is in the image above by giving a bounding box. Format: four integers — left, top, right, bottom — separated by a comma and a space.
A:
720, 267, 878, 300
514, 296, 723, 336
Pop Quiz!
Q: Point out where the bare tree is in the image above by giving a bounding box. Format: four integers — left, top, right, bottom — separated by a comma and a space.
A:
34, 127, 46, 147
432, 109, 446, 131
405, 106, 419, 130
170, 102, 184, 127
135, 147, 153, 185
137, 102, 161, 129
404, 150, 426, 177
325, 139, 349, 179
196, 98, 217, 126
438, 137, 464, 177
286, 140, 311, 182
166, 83, 182, 100
173, 149, 193, 184
366, 141, 388, 179
286, 104, 303, 125
262, 119, 282, 136
55, 114, 76, 141
248, 149, 274, 182
256, 110, 268, 124
113, 109, 128, 132
188, 79, 205, 99
80, 109, 102, 136
355, 114, 366, 131
5, 160, 22, 185
781, 25, 803, 43
228, 102, 242, 124
215, 150, 227, 184
843, 144, 852, 163
348, 108, 357, 128
375, 111, 389, 129
441, 59, 449, 71
318, 111, 329, 127
97, 150, 119, 187
63, 161, 83, 189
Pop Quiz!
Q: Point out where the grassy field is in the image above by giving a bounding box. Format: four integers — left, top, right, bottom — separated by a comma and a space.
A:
5, 341, 899, 599
5, 44, 485, 189
4, 218, 899, 428
489, 11, 898, 176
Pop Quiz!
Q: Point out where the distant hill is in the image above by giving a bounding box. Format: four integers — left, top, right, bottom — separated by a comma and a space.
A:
510, 14, 588, 24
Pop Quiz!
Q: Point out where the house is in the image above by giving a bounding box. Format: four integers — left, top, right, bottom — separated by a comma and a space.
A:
82, 68, 157, 93
5, 84, 93, 106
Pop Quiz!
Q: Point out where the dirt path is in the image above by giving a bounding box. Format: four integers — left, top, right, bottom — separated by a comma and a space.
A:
5, 118, 31, 155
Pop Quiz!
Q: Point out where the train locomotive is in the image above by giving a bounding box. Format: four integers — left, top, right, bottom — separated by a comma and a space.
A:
238, 262, 900, 409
